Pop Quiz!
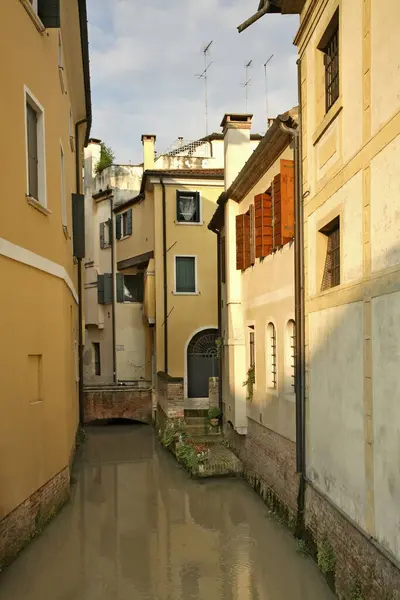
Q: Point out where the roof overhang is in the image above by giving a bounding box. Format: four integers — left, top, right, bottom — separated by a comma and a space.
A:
117, 251, 154, 271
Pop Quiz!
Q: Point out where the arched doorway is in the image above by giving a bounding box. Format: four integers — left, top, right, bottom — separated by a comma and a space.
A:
187, 329, 219, 398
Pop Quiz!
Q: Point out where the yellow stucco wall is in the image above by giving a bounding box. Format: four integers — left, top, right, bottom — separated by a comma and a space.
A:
0, 1, 86, 517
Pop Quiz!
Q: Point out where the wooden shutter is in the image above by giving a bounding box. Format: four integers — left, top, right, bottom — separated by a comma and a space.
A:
127, 208, 133, 235
107, 219, 112, 246
115, 214, 122, 240
104, 273, 113, 304
255, 193, 272, 258
249, 204, 255, 266
236, 214, 250, 271
280, 159, 295, 243
116, 273, 124, 303
97, 274, 105, 304
272, 174, 282, 248
72, 193, 85, 258
100, 222, 105, 249
38, 0, 60, 28
26, 103, 39, 200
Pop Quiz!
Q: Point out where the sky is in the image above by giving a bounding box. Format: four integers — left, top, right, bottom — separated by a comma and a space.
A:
87, 0, 299, 165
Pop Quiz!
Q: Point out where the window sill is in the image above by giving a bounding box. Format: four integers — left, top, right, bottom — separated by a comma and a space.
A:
175, 221, 203, 226
20, 0, 45, 33
172, 291, 199, 296
27, 196, 51, 215
118, 235, 131, 242
312, 96, 343, 146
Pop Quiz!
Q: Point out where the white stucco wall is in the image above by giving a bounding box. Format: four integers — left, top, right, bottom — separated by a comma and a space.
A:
371, 134, 400, 273
116, 303, 146, 381
308, 302, 366, 529
372, 291, 400, 560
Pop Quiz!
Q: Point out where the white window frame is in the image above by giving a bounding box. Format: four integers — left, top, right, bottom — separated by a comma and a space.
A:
120, 210, 130, 239
175, 190, 202, 225
174, 255, 198, 295
25, 86, 48, 211
246, 322, 257, 392
60, 141, 67, 228
285, 319, 296, 394
266, 321, 278, 392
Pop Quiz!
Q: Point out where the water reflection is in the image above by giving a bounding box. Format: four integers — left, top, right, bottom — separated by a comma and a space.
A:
0, 425, 334, 600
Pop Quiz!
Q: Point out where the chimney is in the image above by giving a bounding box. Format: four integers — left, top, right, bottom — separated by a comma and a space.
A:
141, 134, 156, 170
84, 138, 102, 180
220, 114, 252, 189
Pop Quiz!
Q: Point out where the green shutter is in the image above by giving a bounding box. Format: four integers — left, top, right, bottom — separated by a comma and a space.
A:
116, 273, 124, 303
97, 274, 105, 304
176, 257, 196, 293
116, 215, 122, 240
38, 0, 60, 28
104, 274, 113, 304
127, 208, 133, 235
100, 222, 105, 249
107, 219, 113, 245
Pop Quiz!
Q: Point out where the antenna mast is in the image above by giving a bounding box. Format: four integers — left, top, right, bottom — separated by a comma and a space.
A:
195, 41, 213, 136
264, 54, 274, 126
242, 60, 253, 112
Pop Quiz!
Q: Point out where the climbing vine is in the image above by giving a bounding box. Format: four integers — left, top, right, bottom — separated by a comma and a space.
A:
243, 364, 255, 401
317, 537, 336, 575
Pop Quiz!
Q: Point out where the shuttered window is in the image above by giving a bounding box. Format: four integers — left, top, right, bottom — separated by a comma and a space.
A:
97, 273, 113, 305
27, 102, 39, 200
38, 0, 60, 28
236, 213, 250, 271
249, 204, 255, 266
280, 159, 295, 242
116, 208, 133, 239
123, 274, 144, 303
100, 219, 112, 248
175, 256, 196, 293
255, 193, 272, 258
272, 174, 282, 248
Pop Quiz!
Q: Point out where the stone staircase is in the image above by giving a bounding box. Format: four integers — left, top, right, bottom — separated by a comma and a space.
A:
183, 409, 222, 438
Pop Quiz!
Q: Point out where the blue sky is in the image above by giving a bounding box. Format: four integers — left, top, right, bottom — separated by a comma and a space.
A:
87, 0, 299, 164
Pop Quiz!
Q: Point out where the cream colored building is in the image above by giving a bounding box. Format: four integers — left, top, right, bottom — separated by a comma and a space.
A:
209, 110, 298, 513
240, 0, 400, 596
0, 0, 90, 566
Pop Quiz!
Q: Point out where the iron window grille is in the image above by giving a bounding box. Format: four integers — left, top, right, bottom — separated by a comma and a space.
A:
321, 217, 340, 291
321, 16, 339, 112
288, 320, 296, 391
93, 343, 101, 376
176, 191, 200, 223
249, 326, 255, 380
268, 323, 277, 389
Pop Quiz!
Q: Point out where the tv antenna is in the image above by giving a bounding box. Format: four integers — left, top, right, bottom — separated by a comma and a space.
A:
264, 54, 274, 126
242, 60, 253, 112
195, 41, 213, 136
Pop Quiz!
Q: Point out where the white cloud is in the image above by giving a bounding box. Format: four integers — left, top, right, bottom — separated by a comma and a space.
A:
87, 0, 299, 163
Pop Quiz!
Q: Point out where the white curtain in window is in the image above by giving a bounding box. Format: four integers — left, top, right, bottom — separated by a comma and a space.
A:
179, 196, 197, 221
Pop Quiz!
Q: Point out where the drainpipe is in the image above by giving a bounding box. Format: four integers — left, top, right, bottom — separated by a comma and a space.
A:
217, 231, 223, 411
110, 196, 117, 384
278, 59, 306, 519
75, 118, 87, 425
160, 177, 168, 374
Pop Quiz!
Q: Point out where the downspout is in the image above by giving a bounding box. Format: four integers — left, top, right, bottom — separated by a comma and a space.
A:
237, 1, 273, 33
217, 231, 223, 411
75, 118, 87, 425
160, 177, 168, 374
278, 59, 306, 527
110, 196, 117, 384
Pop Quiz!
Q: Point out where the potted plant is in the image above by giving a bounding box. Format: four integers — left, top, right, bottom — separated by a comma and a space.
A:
208, 406, 221, 427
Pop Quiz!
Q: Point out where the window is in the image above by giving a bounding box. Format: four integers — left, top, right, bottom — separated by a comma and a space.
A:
286, 320, 296, 392
267, 323, 277, 390
176, 191, 200, 223
122, 274, 144, 303
116, 208, 132, 239
93, 343, 101, 376
249, 325, 256, 382
60, 144, 66, 226
321, 217, 340, 291
100, 220, 112, 249
319, 11, 339, 113
25, 88, 46, 206
175, 256, 197, 294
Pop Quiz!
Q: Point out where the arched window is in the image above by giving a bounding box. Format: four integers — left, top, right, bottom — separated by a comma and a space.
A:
286, 320, 296, 392
266, 323, 277, 389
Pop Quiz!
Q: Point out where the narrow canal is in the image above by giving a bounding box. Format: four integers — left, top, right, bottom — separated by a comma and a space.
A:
0, 425, 334, 600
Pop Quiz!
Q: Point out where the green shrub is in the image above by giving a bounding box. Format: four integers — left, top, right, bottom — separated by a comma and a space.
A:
208, 406, 221, 419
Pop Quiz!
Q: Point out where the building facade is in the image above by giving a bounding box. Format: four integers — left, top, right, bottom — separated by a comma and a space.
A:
240, 0, 400, 597
0, 0, 90, 566
209, 111, 298, 517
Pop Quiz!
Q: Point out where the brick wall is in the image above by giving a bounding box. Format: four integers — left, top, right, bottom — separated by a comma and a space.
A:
226, 417, 299, 524
0, 467, 70, 569
305, 484, 400, 600
156, 372, 184, 418
84, 387, 152, 423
